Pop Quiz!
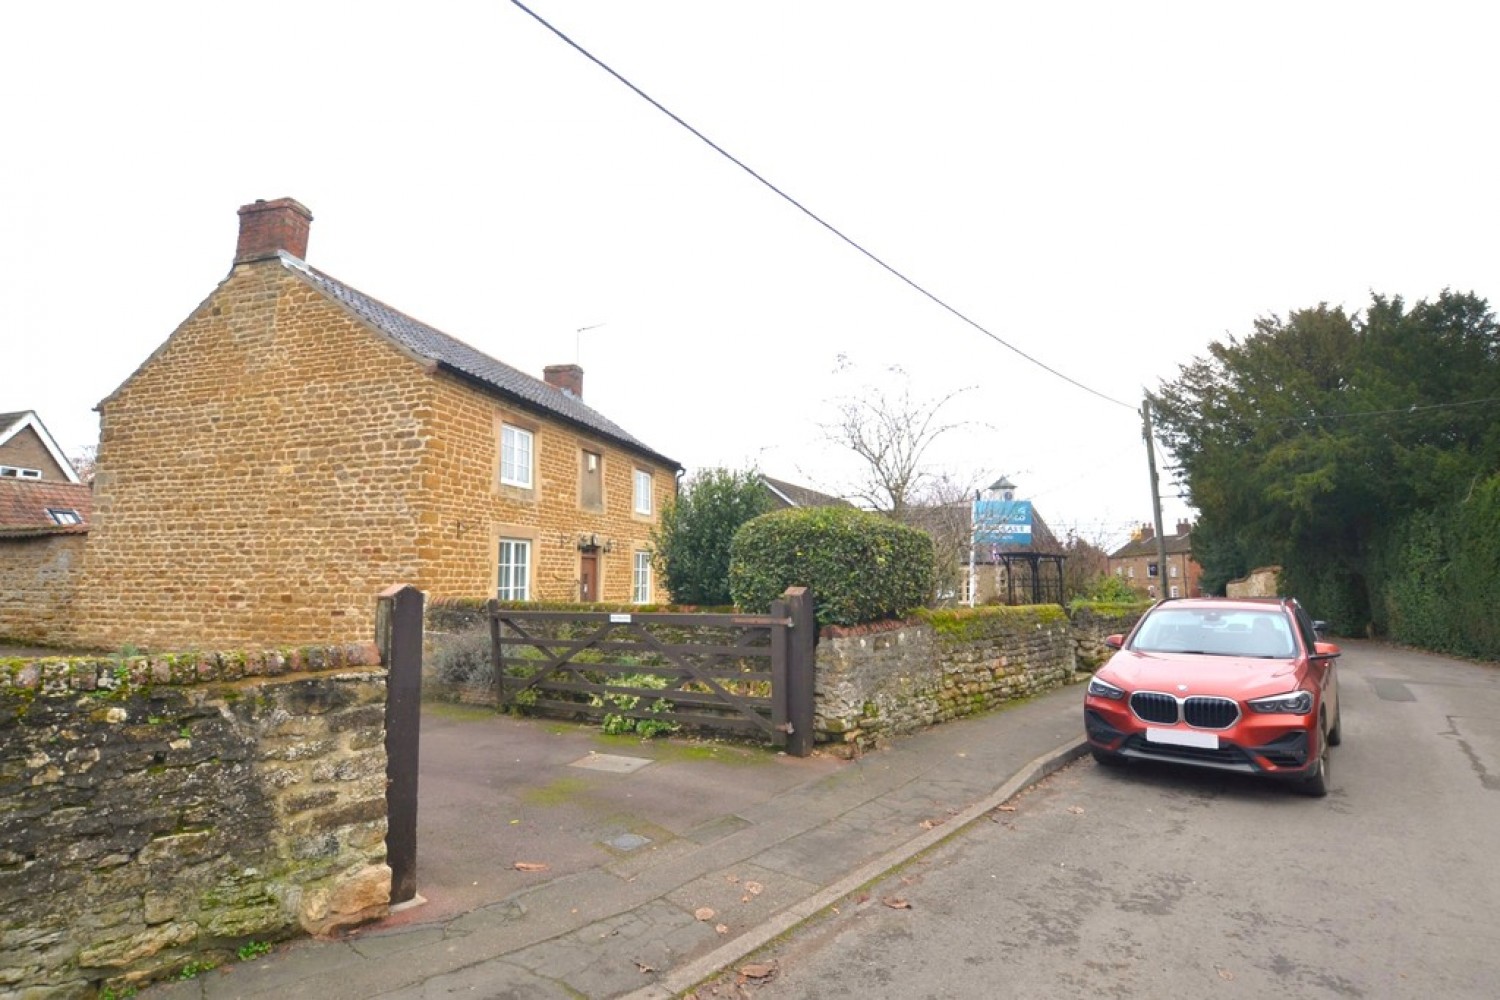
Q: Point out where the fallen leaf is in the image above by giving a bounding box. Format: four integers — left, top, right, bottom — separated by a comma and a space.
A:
996, 804, 1017, 812
715, 923, 729, 935
743, 881, 764, 896
1217, 967, 1234, 981
695, 907, 716, 921
725, 875, 741, 884
856, 892, 871, 904
882, 897, 912, 909
739, 963, 777, 980
513, 862, 550, 872
635, 961, 655, 974
1067, 806, 1085, 815
741, 895, 751, 903
919, 819, 940, 830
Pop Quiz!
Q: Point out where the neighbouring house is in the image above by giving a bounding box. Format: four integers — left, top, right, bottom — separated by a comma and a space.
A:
0, 411, 91, 645
1107, 519, 1202, 599
72, 197, 679, 651
759, 474, 853, 509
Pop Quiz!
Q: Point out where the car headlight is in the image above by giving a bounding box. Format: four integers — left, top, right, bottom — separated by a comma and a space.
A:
1087, 675, 1126, 700
1248, 690, 1314, 715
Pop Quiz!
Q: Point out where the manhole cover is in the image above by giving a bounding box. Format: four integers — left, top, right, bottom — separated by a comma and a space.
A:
569, 753, 654, 774
605, 833, 652, 852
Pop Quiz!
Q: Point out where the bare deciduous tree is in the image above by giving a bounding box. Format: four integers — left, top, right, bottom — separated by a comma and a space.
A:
823, 363, 973, 516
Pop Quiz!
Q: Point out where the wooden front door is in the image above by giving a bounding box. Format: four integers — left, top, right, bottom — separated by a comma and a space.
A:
579, 550, 599, 602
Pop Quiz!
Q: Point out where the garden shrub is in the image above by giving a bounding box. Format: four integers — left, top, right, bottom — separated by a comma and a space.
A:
729, 506, 934, 627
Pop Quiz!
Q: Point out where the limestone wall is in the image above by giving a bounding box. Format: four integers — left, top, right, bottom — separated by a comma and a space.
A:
0, 644, 391, 998
815, 604, 1147, 750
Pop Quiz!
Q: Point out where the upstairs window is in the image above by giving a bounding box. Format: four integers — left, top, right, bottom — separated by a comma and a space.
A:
501, 425, 534, 488
633, 469, 653, 515
0, 465, 43, 480
47, 508, 82, 525
580, 450, 603, 510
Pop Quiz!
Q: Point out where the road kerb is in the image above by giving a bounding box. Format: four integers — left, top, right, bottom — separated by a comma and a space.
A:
617, 736, 1089, 1000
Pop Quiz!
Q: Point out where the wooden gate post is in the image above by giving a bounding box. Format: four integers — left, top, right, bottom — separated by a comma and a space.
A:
378, 584, 424, 906
783, 586, 816, 758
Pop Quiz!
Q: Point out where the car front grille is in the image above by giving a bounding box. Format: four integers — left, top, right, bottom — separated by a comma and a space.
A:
1121, 734, 1254, 770
1184, 696, 1239, 729
1131, 692, 1178, 724
1130, 691, 1240, 729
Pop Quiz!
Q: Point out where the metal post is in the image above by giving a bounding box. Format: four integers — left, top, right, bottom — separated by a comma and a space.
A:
379, 584, 424, 906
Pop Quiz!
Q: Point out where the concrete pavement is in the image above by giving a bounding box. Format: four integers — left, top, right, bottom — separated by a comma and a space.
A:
143, 681, 1089, 999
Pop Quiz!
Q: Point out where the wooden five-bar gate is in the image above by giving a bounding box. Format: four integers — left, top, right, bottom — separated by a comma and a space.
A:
488, 586, 816, 758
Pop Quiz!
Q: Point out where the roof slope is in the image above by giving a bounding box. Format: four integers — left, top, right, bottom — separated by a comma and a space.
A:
1110, 531, 1193, 559
760, 476, 852, 509
0, 410, 82, 483
279, 254, 680, 471
0, 479, 92, 535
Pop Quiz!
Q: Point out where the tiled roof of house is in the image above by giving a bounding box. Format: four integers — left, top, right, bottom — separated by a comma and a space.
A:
279, 253, 680, 471
760, 476, 852, 509
1110, 531, 1193, 559
0, 479, 92, 536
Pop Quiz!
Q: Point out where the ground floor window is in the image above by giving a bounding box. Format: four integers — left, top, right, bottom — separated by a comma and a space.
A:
498, 539, 531, 600
633, 550, 652, 603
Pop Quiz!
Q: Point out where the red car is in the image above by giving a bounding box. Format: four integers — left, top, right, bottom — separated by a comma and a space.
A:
1084, 596, 1342, 796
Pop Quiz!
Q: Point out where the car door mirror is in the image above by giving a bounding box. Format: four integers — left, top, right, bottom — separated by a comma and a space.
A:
1313, 641, 1341, 659
1104, 633, 1124, 650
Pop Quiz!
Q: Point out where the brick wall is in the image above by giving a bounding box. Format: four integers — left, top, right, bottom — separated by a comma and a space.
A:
0, 535, 86, 645
69, 258, 673, 651
0, 644, 390, 997
0, 426, 73, 481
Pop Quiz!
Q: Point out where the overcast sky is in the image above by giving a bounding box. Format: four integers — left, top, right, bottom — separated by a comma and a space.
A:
4, 1, 1496, 548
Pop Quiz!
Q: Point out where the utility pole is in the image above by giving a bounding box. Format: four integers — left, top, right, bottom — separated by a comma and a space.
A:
1141, 394, 1169, 600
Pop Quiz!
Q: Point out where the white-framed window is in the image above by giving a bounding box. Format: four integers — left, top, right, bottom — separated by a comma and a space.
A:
0, 465, 43, 480
1127, 566, 1135, 579
1147, 562, 1159, 578
633, 469, 652, 515
1170, 564, 1179, 578
1169, 585, 1181, 598
497, 539, 531, 600
500, 425, 534, 488
633, 550, 652, 604
46, 508, 82, 525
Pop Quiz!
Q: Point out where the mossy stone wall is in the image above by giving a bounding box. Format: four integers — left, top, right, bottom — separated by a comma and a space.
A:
0, 645, 391, 998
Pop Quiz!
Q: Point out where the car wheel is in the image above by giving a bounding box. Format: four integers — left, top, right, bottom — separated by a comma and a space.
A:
1298, 746, 1329, 797
1327, 703, 1343, 747
1090, 747, 1124, 768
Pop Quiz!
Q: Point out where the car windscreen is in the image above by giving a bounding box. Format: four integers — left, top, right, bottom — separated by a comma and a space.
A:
1130, 608, 1297, 658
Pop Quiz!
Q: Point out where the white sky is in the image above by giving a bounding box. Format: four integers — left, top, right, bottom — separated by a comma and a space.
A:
4, 1, 1497, 549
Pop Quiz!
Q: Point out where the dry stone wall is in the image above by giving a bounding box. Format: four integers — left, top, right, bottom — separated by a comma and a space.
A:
0, 644, 391, 999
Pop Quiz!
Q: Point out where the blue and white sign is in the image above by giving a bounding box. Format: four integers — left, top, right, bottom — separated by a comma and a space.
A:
974, 499, 1033, 546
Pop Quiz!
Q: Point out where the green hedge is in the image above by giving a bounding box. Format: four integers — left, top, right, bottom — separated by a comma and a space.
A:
729, 506, 934, 627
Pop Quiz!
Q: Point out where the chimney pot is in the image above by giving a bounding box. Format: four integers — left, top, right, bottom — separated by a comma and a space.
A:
1140, 524, 1154, 541
543, 364, 583, 399
236, 197, 313, 263
1176, 519, 1192, 536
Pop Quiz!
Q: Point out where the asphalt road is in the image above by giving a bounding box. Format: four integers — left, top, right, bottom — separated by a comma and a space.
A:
733, 640, 1500, 1000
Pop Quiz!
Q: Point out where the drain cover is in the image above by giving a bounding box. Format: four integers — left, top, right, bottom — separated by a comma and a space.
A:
605, 833, 652, 852
568, 753, 654, 774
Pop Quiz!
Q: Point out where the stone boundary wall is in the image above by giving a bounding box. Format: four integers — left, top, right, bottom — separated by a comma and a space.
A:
0, 644, 392, 998
815, 604, 1149, 750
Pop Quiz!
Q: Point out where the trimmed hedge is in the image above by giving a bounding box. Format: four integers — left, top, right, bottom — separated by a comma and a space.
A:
729, 506, 934, 627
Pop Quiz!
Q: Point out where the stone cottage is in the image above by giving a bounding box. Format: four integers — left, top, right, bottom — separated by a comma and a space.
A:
76, 198, 679, 650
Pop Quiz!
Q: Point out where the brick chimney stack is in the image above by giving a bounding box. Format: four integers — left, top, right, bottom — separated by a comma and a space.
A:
1139, 523, 1155, 541
235, 198, 313, 263
1176, 519, 1192, 536
543, 364, 583, 399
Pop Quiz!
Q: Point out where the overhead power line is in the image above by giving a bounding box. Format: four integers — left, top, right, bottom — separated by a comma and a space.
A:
510, 1, 1136, 412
